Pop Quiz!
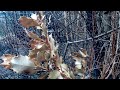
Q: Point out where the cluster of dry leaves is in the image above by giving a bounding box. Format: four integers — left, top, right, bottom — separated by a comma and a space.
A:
0, 11, 89, 79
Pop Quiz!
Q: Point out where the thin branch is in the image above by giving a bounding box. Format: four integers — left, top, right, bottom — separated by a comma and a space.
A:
105, 29, 120, 79
63, 42, 69, 60
68, 27, 120, 44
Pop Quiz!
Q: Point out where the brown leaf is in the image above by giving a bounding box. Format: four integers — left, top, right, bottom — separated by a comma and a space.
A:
71, 52, 84, 62
71, 52, 82, 59
28, 49, 39, 60
48, 34, 58, 58
75, 60, 82, 69
43, 61, 48, 70
39, 44, 50, 51
32, 58, 41, 67
1, 55, 36, 74
48, 70, 62, 79
81, 59, 87, 68
37, 51, 46, 61
79, 48, 88, 58
1, 54, 14, 61
45, 51, 51, 60
71, 49, 88, 60
30, 39, 45, 49
19, 16, 39, 28
0, 54, 14, 69
59, 56, 63, 63
55, 56, 63, 68
10, 55, 36, 73
71, 51, 87, 74
28, 49, 42, 67
25, 29, 41, 40
69, 71, 75, 79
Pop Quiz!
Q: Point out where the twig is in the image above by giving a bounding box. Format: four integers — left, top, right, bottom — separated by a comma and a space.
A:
95, 42, 107, 62
105, 29, 120, 79
68, 27, 120, 44
63, 42, 69, 60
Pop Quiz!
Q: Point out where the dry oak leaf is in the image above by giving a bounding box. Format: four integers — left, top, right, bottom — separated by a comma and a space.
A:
55, 58, 71, 79
25, 29, 42, 41
59, 63, 71, 79
1, 55, 36, 74
36, 51, 46, 62
10, 55, 36, 74
31, 13, 38, 20
38, 44, 50, 53
31, 13, 44, 29
55, 56, 63, 68
75, 60, 82, 69
48, 34, 59, 58
71, 51, 87, 70
28, 49, 39, 60
45, 51, 51, 61
31, 13, 45, 23
30, 39, 45, 49
79, 48, 89, 58
29, 49, 49, 62
48, 70, 63, 79
28, 49, 43, 66
19, 16, 39, 28
69, 71, 75, 79
0, 54, 14, 69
